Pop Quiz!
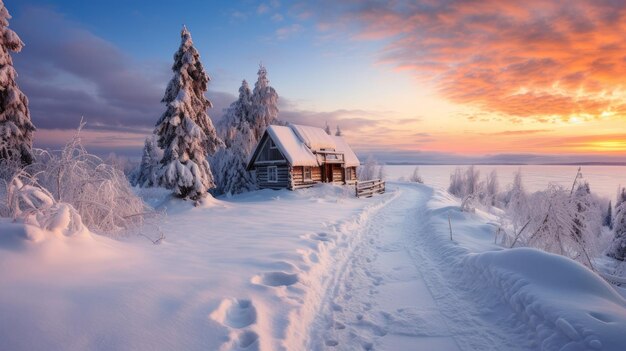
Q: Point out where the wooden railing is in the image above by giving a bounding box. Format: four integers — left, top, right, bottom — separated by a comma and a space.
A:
355, 179, 385, 198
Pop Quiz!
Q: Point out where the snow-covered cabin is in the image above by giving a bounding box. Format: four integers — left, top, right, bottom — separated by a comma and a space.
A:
246, 124, 360, 190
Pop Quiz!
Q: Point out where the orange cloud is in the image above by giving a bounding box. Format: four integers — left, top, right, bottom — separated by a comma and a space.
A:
313, 0, 626, 123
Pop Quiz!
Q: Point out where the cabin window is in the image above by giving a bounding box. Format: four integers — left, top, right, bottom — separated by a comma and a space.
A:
267, 139, 282, 160
345, 168, 352, 181
268, 166, 278, 182
303, 166, 312, 181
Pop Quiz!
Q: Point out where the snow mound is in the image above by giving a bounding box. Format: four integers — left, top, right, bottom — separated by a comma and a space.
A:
424, 187, 626, 351
464, 248, 626, 351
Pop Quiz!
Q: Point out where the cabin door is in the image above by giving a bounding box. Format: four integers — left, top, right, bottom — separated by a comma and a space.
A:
325, 165, 333, 182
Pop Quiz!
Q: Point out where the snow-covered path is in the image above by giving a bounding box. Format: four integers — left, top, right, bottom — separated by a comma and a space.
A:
309, 184, 532, 350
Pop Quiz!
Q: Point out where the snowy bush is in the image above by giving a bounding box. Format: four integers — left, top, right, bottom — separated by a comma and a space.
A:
448, 166, 487, 211
520, 184, 598, 268
377, 164, 386, 181
448, 167, 465, 197
24, 127, 151, 236
504, 170, 530, 232
358, 155, 378, 181
481, 170, 499, 206
0, 172, 85, 235
409, 166, 423, 183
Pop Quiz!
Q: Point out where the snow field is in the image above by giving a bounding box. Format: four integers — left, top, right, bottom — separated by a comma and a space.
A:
2, 182, 626, 350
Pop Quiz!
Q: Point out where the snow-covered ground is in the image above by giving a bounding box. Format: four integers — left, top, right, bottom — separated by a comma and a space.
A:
1, 182, 626, 350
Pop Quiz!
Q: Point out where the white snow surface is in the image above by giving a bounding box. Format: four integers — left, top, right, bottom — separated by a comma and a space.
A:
1, 182, 625, 351
331, 135, 360, 168
266, 125, 319, 166
289, 123, 337, 151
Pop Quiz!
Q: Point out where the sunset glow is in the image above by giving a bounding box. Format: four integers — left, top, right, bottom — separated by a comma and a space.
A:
9, 0, 626, 163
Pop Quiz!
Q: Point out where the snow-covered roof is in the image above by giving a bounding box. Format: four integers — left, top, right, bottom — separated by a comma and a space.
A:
289, 124, 336, 151
332, 135, 360, 167
249, 124, 360, 169
266, 125, 319, 166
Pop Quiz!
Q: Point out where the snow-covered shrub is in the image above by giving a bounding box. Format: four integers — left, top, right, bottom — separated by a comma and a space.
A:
448, 167, 465, 197
409, 166, 423, 183
448, 166, 485, 211
481, 170, 499, 206
1, 172, 85, 235
377, 164, 386, 180
520, 184, 598, 268
358, 155, 378, 181
26, 128, 150, 236
464, 165, 480, 196
504, 169, 530, 232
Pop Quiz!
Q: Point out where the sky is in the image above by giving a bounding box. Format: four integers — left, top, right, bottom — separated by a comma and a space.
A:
6, 0, 626, 164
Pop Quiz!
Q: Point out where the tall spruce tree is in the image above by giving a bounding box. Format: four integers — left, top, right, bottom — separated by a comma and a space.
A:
133, 135, 162, 187
250, 64, 278, 140
212, 80, 257, 194
0, 1, 35, 166
324, 122, 331, 135
154, 26, 223, 200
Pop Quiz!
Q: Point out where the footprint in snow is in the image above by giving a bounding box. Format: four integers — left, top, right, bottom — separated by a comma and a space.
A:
232, 330, 259, 351
252, 271, 299, 287
210, 298, 257, 329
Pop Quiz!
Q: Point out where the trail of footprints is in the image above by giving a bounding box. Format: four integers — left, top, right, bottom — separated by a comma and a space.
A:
211, 230, 339, 350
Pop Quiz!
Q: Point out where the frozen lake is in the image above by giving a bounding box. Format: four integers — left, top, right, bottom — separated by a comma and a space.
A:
385, 165, 626, 200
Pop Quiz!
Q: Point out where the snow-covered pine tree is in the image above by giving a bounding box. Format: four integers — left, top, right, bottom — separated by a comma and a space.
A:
133, 135, 162, 187
217, 123, 256, 195
604, 201, 613, 229
571, 181, 602, 242
0, 1, 35, 166
608, 188, 626, 261
250, 64, 279, 140
212, 80, 257, 195
335, 125, 342, 136
324, 122, 331, 135
218, 79, 253, 148
154, 26, 223, 201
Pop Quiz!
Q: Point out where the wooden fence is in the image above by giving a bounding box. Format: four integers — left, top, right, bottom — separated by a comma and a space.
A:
356, 179, 385, 198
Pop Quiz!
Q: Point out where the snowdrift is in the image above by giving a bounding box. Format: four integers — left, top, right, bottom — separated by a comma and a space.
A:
464, 248, 626, 350
426, 187, 626, 351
